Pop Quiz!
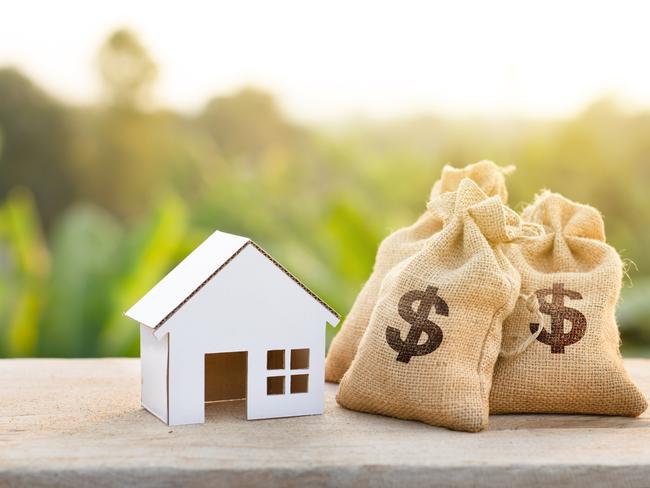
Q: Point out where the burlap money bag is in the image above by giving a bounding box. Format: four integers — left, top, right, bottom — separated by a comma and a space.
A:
490, 192, 648, 416
325, 160, 512, 382
336, 178, 534, 432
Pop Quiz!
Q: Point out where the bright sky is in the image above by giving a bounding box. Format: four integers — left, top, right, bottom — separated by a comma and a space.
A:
2, 0, 650, 121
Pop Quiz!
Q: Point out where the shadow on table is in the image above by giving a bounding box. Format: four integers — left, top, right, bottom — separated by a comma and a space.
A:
489, 413, 650, 431
65, 399, 250, 437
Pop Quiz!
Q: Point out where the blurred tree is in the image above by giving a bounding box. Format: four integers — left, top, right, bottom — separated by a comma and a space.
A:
71, 29, 194, 220
97, 28, 158, 110
69, 108, 189, 220
0, 68, 76, 228
197, 87, 304, 166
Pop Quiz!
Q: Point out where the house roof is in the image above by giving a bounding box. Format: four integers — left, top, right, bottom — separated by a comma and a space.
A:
125, 230, 339, 329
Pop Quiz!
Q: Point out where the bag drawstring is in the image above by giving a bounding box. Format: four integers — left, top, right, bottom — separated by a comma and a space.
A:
499, 292, 543, 358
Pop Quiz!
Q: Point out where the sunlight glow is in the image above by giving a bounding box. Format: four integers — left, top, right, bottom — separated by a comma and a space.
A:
1, 0, 650, 120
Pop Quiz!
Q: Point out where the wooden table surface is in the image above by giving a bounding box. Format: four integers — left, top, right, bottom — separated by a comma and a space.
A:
1, 358, 649, 488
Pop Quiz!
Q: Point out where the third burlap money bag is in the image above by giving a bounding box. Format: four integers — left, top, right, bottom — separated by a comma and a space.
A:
490, 191, 647, 416
336, 178, 536, 432
325, 160, 512, 382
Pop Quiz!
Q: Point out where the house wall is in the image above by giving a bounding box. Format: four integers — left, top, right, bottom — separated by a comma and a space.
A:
140, 324, 169, 423
162, 245, 332, 426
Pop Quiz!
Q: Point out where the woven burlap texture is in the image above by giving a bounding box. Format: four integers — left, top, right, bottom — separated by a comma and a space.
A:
336, 178, 534, 432
325, 160, 512, 383
490, 191, 648, 416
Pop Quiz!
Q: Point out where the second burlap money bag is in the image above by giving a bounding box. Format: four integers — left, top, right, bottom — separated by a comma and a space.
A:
490, 192, 648, 416
336, 178, 536, 432
325, 160, 512, 382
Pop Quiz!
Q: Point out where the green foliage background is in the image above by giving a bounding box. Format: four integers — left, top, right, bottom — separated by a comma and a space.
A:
1, 30, 649, 357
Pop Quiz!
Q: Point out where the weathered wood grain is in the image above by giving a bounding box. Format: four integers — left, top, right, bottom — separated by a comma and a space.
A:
1, 358, 648, 487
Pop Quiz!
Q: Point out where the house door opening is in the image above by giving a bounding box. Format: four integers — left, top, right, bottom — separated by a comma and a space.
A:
205, 351, 248, 408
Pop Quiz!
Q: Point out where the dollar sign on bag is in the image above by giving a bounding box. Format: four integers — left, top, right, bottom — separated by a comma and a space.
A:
386, 286, 448, 363
529, 282, 587, 353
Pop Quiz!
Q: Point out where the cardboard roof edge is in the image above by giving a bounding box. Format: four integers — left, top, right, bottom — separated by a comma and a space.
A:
125, 230, 340, 330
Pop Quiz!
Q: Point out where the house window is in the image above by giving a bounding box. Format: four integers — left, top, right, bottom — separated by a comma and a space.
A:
290, 374, 309, 393
267, 376, 284, 395
266, 348, 310, 395
267, 349, 284, 369
291, 348, 309, 369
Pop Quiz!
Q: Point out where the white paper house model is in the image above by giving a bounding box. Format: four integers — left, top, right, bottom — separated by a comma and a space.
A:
125, 230, 339, 426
